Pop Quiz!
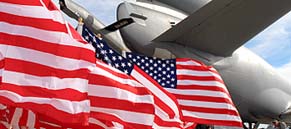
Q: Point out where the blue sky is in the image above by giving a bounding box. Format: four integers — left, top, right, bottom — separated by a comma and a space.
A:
53, 0, 291, 79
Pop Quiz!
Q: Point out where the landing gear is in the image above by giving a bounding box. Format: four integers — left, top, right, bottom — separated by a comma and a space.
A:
243, 122, 260, 129
243, 123, 248, 129
253, 123, 260, 129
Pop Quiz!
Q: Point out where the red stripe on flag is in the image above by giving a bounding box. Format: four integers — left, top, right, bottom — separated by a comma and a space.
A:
175, 59, 242, 127
68, 24, 89, 44
0, 33, 95, 63
177, 75, 224, 84
0, 12, 67, 32
0, 1, 94, 127
176, 58, 204, 65
19, 108, 28, 126
43, 0, 60, 11
174, 94, 234, 105
1, 83, 87, 101
0, 12, 67, 33
0, 122, 7, 129
88, 61, 156, 128
180, 105, 239, 116
89, 96, 154, 114
0, 60, 4, 68
177, 85, 229, 93
0, 0, 42, 6
4, 58, 90, 79
89, 75, 150, 95
183, 116, 242, 127
90, 112, 152, 129
133, 66, 182, 119
94, 62, 130, 79
0, 97, 89, 126
1, 0, 59, 11
176, 65, 220, 74
153, 116, 182, 128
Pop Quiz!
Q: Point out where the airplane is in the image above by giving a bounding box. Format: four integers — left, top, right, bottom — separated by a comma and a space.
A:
58, 0, 291, 128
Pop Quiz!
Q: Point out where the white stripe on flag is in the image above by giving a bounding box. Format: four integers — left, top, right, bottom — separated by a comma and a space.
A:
90, 107, 154, 126
26, 110, 36, 128
0, 90, 90, 114
0, 22, 93, 50
91, 66, 144, 88
182, 110, 242, 122
131, 69, 181, 117
3, 71, 88, 93
10, 108, 23, 126
166, 88, 231, 100
0, 2, 65, 24
88, 85, 153, 104
178, 100, 237, 110
177, 69, 223, 80
0, 45, 93, 71
176, 60, 202, 66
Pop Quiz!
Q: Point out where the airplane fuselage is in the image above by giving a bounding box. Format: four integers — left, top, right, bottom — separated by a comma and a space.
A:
214, 47, 291, 122
117, 0, 291, 123
59, 0, 291, 124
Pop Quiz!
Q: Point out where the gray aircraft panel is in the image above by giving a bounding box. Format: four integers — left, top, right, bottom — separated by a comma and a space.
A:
153, 0, 291, 57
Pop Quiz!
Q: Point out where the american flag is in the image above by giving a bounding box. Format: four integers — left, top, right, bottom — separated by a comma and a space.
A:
88, 61, 156, 129
125, 53, 243, 127
0, 0, 166, 129
0, 60, 158, 129
0, 104, 41, 129
82, 26, 190, 129
82, 26, 242, 127
0, 0, 95, 127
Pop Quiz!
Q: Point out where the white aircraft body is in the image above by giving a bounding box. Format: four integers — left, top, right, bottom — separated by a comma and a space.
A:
59, 0, 291, 128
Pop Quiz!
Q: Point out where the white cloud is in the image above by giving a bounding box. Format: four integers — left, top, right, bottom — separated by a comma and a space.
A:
52, 0, 134, 25
241, 11, 291, 77
277, 60, 291, 79
248, 11, 291, 56
246, 11, 291, 66
75, 0, 122, 22
73, 0, 135, 25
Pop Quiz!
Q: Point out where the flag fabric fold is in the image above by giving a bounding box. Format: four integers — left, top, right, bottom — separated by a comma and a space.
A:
0, 60, 158, 129
88, 61, 156, 129
0, 1, 160, 128
0, 0, 242, 128
125, 53, 243, 127
82, 25, 243, 127
82, 25, 185, 129
0, 104, 40, 129
0, 0, 96, 126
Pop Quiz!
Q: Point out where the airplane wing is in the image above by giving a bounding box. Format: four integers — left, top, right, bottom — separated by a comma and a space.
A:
153, 0, 291, 57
